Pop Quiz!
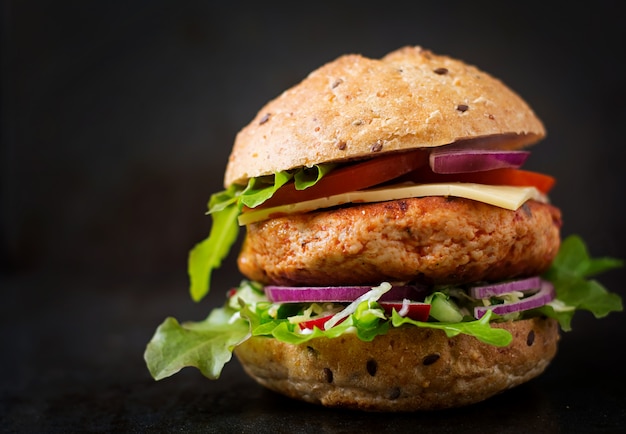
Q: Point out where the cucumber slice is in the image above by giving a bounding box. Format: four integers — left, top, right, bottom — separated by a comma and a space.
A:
427, 292, 464, 323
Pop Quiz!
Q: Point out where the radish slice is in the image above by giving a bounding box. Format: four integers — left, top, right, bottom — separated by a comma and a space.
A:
298, 314, 345, 331
430, 149, 530, 174
474, 280, 555, 319
264, 284, 427, 303
469, 276, 542, 298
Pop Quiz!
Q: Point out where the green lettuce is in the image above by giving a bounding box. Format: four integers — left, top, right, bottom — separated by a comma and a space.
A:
144, 307, 249, 380
188, 192, 241, 302
187, 165, 334, 302
537, 234, 623, 330
243, 303, 390, 345
391, 310, 513, 346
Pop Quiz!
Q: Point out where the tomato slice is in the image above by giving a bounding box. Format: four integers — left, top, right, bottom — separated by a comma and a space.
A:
380, 302, 431, 321
252, 150, 428, 210
401, 166, 555, 194
246, 149, 554, 213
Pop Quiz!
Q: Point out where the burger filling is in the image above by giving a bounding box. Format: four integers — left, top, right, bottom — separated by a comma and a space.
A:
144, 147, 623, 382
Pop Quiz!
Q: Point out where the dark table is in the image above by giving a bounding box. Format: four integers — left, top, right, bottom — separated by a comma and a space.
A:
2, 270, 625, 434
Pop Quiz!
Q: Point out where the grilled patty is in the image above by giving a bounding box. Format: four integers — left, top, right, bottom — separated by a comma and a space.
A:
237, 196, 562, 287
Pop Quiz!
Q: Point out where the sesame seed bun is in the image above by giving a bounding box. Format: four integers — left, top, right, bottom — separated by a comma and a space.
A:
225, 45, 545, 187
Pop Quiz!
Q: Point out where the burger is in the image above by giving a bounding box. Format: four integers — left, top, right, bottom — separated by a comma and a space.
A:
144, 46, 622, 411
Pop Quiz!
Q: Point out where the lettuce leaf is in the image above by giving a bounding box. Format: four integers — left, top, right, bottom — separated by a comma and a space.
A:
294, 164, 336, 190
187, 165, 334, 302
239, 171, 293, 209
144, 307, 249, 380
539, 235, 623, 330
188, 199, 240, 302
391, 309, 512, 346
250, 315, 382, 345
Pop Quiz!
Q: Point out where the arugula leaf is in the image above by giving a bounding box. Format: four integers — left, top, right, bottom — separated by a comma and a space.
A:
391, 309, 513, 346
534, 303, 576, 331
540, 235, 623, 330
143, 307, 249, 380
188, 199, 240, 302
545, 235, 623, 280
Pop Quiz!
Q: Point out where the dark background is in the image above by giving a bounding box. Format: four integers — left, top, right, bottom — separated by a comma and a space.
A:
2, 1, 625, 433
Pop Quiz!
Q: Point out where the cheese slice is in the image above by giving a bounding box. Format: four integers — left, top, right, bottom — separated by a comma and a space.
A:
238, 182, 546, 226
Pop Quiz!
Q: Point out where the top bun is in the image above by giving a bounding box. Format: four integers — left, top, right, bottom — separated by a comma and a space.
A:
225, 46, 545, 187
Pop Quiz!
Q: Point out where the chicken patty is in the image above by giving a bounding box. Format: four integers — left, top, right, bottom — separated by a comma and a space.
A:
237, 197, 562, 287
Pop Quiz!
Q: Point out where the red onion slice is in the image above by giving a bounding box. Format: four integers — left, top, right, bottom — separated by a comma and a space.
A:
264, 284, 427, 303
469, 276, 542, 298
430, 149, 530, 174
473, 280, 555, 319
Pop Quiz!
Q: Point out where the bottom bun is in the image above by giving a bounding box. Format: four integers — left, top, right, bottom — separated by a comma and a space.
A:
234, 317, 559, 411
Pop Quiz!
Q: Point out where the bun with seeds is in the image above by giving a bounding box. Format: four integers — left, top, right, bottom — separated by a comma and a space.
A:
144, 46, 623, 412
225, 46, 544, 187
235, 316, 559, 411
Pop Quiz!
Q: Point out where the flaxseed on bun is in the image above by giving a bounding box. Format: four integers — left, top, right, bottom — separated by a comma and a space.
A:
144, 45, 622, 413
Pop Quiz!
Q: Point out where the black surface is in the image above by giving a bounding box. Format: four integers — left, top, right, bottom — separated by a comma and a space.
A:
2, 1, 626, 433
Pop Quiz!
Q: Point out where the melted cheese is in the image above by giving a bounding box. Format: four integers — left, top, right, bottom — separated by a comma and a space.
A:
238, 182, 546, 226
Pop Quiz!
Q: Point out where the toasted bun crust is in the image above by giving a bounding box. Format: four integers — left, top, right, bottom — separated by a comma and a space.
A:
225, 46, 545, 187
234, 317, 559, 412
